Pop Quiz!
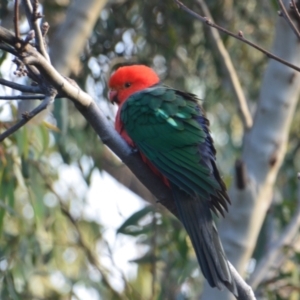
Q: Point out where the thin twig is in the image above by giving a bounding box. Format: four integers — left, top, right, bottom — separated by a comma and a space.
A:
195, 0, 252, 130
0, 94, 63, 100
14, 0, 20, 40
22, 0, 50, 61
0, 91, 56, 141
0, 95, 63, 101
291, 0, 300, 20
174, 0, 300, 73
277, 0, 300, 41
0, 78, 43, 93
0, 95, 44, 100
248, 177, 300, 289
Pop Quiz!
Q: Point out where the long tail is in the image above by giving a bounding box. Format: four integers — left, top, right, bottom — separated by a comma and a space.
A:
171, 184, 238, 297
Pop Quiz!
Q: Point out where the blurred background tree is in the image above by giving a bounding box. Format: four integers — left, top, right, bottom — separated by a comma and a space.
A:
0, 0, 300, 299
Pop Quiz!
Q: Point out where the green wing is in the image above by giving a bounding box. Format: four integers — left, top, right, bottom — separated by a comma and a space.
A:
121, 85, 229, 215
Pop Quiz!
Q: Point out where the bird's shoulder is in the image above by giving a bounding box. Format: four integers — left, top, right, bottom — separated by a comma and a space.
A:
121, 85, 206, 130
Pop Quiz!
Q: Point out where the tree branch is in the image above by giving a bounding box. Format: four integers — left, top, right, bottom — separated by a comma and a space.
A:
0, 42, 19, 55
0, 78, 42, 93
228, 262, 256, 300
0, 94, 63, 100
277, 0, 300, 41
0, 27, 18, 45
174, 0, 300, 73
291, 0, 300, 20
0, 95, 44, 100
0, 91, 56, 141
195, 0, 252, 130
13, 0, 20, 40
22, 0, 50, 61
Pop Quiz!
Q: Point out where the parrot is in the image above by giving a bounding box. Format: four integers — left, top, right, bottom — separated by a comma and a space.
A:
108, 65, 238, 296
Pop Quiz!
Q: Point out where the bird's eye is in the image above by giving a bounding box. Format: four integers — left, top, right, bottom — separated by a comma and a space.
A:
124, 82, 131, 88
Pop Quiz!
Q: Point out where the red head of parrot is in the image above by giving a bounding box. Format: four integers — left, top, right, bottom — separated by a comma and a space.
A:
108, 65, 160, 104
108, 65, 160, 146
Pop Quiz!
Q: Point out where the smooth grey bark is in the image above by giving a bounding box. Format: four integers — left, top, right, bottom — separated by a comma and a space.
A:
201, 2, 300, 299
50, 0, 108, 75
